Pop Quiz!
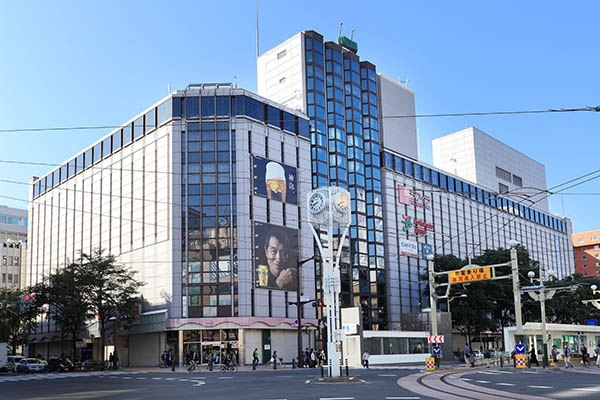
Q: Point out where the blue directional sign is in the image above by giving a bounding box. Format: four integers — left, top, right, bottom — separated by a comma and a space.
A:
515, 344, 526, 354
421, 243, 433, 258
432, 346, 441, 356
586, 319, 598, 326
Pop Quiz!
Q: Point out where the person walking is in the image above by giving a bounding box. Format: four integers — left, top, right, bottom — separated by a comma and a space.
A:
595, 343, 600, 368
564, 344, 574, 369
582, 345, 589, 367
272, 350, 278, 370
310, 349, 316, 368
528, 348, 539, 368
319, 349, 326, 366
463, 344, 471, 366
362, 350, 369, 368
252, 348, 259, 370
551, 345, 559, 367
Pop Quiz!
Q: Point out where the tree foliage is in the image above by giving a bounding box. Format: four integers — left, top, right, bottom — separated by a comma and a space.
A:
430, 246, 600, 345
0, 289, 41, 355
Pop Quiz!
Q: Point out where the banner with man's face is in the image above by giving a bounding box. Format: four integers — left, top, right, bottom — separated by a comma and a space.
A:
253, 156, 298, 204
254, 222, 299, 290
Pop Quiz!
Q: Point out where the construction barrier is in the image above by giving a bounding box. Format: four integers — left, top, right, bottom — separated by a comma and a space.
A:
515, 354, 527, 368
426, 357, 435, 371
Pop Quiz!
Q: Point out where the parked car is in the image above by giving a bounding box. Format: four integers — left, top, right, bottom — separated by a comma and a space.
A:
5, 356, 25, 373
48, 357, 74, 372
16, 358, 45, 373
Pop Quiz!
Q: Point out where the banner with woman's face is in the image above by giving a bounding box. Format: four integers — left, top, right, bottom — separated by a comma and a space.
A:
254, 222, 298, 290
252, 156, 298, 204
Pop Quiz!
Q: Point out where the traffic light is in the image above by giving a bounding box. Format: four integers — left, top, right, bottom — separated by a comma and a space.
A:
30, 294, 36, 308
19, 293, 37, 312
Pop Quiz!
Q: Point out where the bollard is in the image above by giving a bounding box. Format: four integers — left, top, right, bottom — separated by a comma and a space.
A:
292, 359, 296, 369
321, 365, 324, 377
500, 356, 503, 368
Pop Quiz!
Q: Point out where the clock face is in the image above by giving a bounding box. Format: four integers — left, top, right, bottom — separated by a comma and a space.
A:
309, 192, 325, 214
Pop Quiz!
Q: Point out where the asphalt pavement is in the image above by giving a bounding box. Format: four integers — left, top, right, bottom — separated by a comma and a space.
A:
0, 366, 426, 400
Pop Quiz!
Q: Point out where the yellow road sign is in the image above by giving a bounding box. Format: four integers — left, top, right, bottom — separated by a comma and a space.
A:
449, 266, 492, 284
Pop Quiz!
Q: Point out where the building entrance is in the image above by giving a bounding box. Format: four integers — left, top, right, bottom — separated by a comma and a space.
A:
182, 329, 239, 366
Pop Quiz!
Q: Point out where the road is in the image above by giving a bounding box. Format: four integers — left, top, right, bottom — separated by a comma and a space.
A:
0, 366, 426, 400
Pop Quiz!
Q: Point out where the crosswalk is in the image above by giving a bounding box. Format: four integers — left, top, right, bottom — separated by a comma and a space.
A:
0, 371, 140, 383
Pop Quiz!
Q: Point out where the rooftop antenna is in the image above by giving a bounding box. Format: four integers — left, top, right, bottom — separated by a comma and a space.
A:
168, 84, 171, 94
234, 76, 238, 88
338, 22, 343, 38
350, 29, 355, 40
256, 0, 260, 58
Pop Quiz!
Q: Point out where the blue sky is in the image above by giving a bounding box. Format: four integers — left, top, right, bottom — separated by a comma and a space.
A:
0, 1, 598, 234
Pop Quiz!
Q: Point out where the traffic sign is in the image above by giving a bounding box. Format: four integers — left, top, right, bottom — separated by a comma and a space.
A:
421, 243, 433, 258
432, 346, 441, 356
449, 266, 491, 284
515, 354, 527, 368
586, 319, 598, 326
521, 285, 545, 291
515, 344, 526, 354
428, 335, 444, 344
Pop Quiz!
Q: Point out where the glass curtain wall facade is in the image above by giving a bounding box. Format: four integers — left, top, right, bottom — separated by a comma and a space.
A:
304, 31, 386, 331
180, 96, 238, 319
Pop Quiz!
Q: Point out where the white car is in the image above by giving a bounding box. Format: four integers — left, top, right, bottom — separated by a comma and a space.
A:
5, 356, 25, 373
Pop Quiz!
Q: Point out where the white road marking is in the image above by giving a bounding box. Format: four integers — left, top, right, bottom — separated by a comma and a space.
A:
122, 377, 132, 379
191, 380, 206, 386
574, 388, 600, 392
475, 380, 490, 383
136, 377, 147, 380
320, 398, 355, 400
178, 379, 189, 382
378, 374, 397, 377
529, 385, 552, 389
152, 377, 163, 380
476, 371, 500, 375
493, 370, 514, 374
522, 371, 539, 374
165, 377, 175, 381
385, 397, 421, 400
218, 376, 233, 379
496, 383, 515, 386
280, 375, 293, 378
305, 380, 311, 384
461, 378, 472, 381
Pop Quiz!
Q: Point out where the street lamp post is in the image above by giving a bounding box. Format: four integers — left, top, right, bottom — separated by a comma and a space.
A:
293, 255, 320, 368
509, 240, 523, 334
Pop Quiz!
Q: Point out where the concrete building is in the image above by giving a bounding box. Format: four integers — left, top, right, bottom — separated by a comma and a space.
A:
0, 205, 28, 289
26, 85, 317, 366
572, 230, 600, 277
432, 127, 549, 212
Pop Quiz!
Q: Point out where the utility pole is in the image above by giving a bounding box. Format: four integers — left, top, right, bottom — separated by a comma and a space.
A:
291, 255, 319, 368
426, 254, 438, 337
510, 242, 523, 334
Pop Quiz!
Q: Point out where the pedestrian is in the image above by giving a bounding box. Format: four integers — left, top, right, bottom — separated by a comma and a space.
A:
319, 349, 326, 366
551, 345, 559, 367
207, 352, 214, 371
362, 350, 369, 368
595, 343, 600, 368
310, 349, 317, 368
582, 345, 589, 367
108, 352, 114, 369
564, 344, 574, 369
304, 348, 310, 368
469, 349, 475, 367
511, 349, 516, 367
252, 348, 259, 370
114, 352, 119, 370
272, 351, 278, 370
464, 344, 471, 366
528, 348, 539, 368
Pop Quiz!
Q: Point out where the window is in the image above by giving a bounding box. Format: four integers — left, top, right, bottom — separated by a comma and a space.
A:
583, 255, 587, 260
595, 245, 599, 249
496, 166, 512, 182
277, 49, 287, 59
583, 264, 588, 268
579, 238, 585, 243
512, 174, 523, 187
593, 236, 598, 241
499, 183, 509, 194
279, 77, 286, 84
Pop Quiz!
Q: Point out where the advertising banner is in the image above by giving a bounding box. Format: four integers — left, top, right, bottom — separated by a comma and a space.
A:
448, 266, 492, 284
399, 239, 419, 257
254, 222, 299, 290
253, 156, 298, 204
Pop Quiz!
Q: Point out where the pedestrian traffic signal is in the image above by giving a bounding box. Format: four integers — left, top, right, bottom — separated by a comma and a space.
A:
20, 293, 37, 311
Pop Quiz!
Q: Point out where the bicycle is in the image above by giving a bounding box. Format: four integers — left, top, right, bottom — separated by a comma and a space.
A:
187, 360, 198, 372
220, 362, 237, 372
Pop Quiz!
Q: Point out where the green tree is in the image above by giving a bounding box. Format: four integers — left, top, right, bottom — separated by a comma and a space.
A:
542, 274, 600, 324
77, 249, 144, 363
34, 264, 94, 360
0, 289, 40, 355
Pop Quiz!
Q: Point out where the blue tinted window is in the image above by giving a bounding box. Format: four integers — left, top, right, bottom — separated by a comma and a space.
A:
134, 116, 144, 139
93, 143, 102, 163
383, 152, 393, 169
216, 96, 229, 116
157, 98, 172, 125
184, 96, 199, 118
33, 182, 39, 197
413, 164, 422, 180
68, 159, 75, 178
394, 156, 403, 172
145, 109, 156, 132
423, 167, 431, 183
201, 96, 214, 117
244, 96, 263, 121
448, 177, 455, 192
76, 154, 84, 173
112, 130, 122, 151
431, 170, 439, 186
60, 165, 67, 183
123, 124, 132, 145
267, 105, 280, 128
404, 160, 413, 176
283, 112, 295, 133
172, 97, 182, 118
439, 174, 447, 189
103, 137, 111, 157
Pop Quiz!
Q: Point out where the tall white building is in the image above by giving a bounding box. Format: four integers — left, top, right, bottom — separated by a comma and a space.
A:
432, 127, 549, 212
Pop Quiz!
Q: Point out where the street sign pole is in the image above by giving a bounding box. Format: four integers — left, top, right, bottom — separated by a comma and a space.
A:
427, 257, 438, 338
510, 245, 523, 334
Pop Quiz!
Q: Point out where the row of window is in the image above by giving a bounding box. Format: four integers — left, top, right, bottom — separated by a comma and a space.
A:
577, 245, 600, 251
1, 273, 18, 284
579, 254, 600, 260
383, 151, 567, 233
577, 236, 599, 243
0, 216, 27, 226
33, 94, 309, 200
2, 255, 20, 266
580, 262, 600, 267
495, 166, 523, 187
